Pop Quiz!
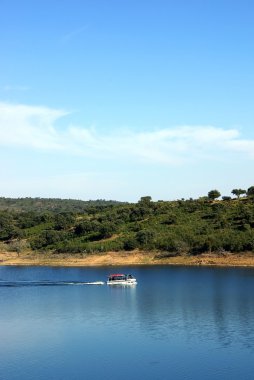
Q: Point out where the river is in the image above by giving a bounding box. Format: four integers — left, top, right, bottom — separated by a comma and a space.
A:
1, 265, 254, 379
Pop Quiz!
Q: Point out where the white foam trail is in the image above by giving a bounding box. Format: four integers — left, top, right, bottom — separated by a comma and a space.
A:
0, 280, 105, 287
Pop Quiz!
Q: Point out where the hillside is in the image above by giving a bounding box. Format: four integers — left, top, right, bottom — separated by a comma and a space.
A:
0, 197, 123, 213
0, 195, 254, 259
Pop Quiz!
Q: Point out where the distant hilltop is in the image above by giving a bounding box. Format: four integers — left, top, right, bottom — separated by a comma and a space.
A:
0, 197, 125, 213
0, 184, 254, 212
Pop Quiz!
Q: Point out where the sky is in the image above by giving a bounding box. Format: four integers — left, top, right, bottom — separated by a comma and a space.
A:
0, 0, 254, 202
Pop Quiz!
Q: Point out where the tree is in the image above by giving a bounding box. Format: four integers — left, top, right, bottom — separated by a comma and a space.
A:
136, 229, 155, 245
98, 222, 116, 239
138, 196, 152, 204
247, 186, 254, 198
31, 230, 66, 249
231, 189, 246, 199
123, 237, 138, 251
74, 220, 100, 236
208, 190, 221, 200
54, 213, 74, 230
222, 196, 231, 201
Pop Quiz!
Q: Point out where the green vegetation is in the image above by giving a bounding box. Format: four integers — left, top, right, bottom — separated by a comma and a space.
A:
0, 197, 123, 213
208, 189, 221, 200
0, 190, 254, 257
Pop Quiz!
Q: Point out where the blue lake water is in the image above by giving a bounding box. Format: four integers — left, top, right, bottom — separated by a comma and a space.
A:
1, 265, 254, 380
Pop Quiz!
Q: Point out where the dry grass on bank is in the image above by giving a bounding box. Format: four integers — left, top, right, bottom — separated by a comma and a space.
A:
1, 250, 254, 267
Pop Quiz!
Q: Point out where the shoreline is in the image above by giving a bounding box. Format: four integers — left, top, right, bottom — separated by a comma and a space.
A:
1, 251, 254, 268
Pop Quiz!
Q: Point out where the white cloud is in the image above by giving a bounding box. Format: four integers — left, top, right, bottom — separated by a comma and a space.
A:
224, 139, 254, 158
0, 102, 67, 150
0, 101, 253, 165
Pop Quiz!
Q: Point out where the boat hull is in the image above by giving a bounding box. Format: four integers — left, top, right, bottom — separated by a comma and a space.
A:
107, 279, 137, 285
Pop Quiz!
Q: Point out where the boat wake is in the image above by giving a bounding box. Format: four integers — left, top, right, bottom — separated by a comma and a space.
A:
0, 280, 105, 287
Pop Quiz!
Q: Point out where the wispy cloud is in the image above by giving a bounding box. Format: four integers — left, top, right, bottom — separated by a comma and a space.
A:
61, 25, 88, 44
0, 102, 67, 150
0, 102, 254, 165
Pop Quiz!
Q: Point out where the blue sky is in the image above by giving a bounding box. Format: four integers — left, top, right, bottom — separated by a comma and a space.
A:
0, 0, 254, 201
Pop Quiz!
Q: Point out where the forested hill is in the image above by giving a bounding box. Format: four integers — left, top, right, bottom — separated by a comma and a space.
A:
0, 197, 124, 213
0, 192, 254, 257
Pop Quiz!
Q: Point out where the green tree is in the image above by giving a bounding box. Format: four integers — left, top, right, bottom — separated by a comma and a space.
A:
231, 189, 246, 199
98, 222, 116, 239
138, 196, 152, 204
247, 186, 254, 198
222, 196, 231, 201
0, 213, 21, 240
123, 237, 138, 251
208, 190, 221, 200
54, 213, 75, 230
136, 229, 155, 245
74, 220, 100, 236
31, 230, 66, 249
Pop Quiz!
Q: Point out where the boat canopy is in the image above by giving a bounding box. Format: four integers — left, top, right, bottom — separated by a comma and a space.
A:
108, 274, 125, 277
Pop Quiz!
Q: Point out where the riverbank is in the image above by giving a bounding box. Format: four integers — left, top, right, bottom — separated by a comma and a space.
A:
1, 250, 254, 267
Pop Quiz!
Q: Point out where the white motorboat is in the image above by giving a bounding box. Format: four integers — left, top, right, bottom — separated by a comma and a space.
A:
107, 274, 137, 285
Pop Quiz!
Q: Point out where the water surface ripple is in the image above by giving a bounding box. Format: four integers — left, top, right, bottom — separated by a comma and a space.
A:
1, 266, 254, 380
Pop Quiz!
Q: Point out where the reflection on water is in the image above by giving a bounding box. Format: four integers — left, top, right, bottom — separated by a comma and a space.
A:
134, 267, 254, 349
1, 266, 254, 380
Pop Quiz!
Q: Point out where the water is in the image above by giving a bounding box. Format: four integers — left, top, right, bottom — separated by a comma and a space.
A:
1, 265, 254, 380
